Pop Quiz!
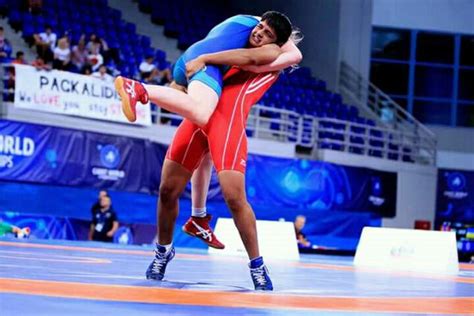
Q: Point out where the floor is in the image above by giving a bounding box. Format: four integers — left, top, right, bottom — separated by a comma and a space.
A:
0, 238, 473, 315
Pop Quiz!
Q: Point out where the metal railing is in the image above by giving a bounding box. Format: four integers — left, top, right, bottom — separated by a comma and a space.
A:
339, 61, 437, 164
153, 105, 436, 165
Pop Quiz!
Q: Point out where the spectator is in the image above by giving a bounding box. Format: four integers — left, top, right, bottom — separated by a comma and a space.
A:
90, 190, 108, 217
87, 42, 104, 72
91, 65, 114, 83
33, 25, 57, 62
294, 215, 311, 248
0, 26, 12, 62
31, 55, 51, 71
139, 55, 172, 86
11, 51, 27, 65
85, 34, 99, 53
86, 33, 117, 64
82, 64, 93, 75
71, 36, 88, 72
52, 37, 72, 71
89, 195, 119, 242
139, 55, 156, 80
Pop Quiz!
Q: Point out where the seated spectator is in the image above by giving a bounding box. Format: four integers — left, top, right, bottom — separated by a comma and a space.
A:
82, 64, 93, 75
33, 25, 57, 62
86, 34, 99, 53
91, 65, 114, 83
31, 55, 51, 71
89, 195, 119, 242
87, 42, 104, 72
0, 26, 12, 62
139, 55, 156, 80
294, 215, 311, 248
52, 37, 72, 71
11, 51, 27, 65
139, 55, 172, 86
71, 36, 88, 72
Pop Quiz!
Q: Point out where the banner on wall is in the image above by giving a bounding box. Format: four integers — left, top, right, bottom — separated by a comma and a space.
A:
245, 155, 397, 217
436, 168, 474, 226
13, 64, 151, 126
0, 119, 165, 193
0, 120, 397, 217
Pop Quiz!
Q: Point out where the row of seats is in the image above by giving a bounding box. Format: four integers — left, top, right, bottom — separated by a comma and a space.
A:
4, 0, 170, 77
138, 0, 228, 50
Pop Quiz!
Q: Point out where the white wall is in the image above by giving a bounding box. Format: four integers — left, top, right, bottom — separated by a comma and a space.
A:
428, 125, 474, 153
317, 149, 438, 229
437, 151, 474, 171
372, 0, 474, 33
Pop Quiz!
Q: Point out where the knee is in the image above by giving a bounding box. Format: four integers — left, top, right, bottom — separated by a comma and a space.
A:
192, 102, 214, 127
195, 109, 212, 127
222, 190, 247, 211
159, 182, 180, 204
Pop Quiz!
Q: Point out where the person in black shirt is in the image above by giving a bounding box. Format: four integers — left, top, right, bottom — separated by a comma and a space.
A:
91, 190, 108, 217
89, 195, 119, 242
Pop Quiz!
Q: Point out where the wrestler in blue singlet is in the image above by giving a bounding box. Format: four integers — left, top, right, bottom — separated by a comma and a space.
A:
173, 15, 259, 97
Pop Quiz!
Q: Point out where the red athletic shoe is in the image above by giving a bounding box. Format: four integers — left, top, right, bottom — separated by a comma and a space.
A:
114, 76, 149, 122
182, 215, 225, 249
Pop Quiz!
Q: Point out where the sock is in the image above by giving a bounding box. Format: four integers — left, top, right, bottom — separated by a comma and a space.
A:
192, 207, 207, 218
157, 242, 172, 253
249, 256, 264, 269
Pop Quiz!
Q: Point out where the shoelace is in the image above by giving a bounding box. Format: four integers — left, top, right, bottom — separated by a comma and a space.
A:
250, 266, 267, 286
191, 220, 212, 241
125, 80, 137, 98
151, 249, 167, 273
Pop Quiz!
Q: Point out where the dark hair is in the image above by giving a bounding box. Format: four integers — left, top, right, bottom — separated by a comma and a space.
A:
45, 24, 52, 30
16, 51, 24, 58
261, 11, 292, 45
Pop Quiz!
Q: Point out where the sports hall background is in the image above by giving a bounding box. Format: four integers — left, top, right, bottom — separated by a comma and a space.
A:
0, 0, 473, 259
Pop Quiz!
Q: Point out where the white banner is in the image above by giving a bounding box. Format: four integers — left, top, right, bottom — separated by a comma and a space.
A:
354, 227, 459, 275
13, 64, 151, 126
209, 218, 300, 261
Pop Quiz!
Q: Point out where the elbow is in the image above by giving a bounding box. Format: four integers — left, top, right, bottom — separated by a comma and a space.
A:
248, 55, 260, 66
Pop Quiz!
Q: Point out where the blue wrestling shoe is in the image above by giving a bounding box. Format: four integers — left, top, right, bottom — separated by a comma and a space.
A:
249, 256, 273, 291
146, 244, 175, 280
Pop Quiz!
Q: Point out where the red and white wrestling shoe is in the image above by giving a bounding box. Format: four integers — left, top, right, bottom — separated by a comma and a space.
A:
114, 76, 149, 122
182, 215, 225, 249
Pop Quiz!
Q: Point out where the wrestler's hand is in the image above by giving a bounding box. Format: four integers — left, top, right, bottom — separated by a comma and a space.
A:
186, 57, 206, 79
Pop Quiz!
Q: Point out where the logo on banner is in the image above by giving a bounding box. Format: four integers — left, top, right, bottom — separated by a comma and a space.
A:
444, 172, 468, 199
369, 176, 385, 206
0, 135, 35, 168
92, 144, 125, 181
100, 145, 120, 168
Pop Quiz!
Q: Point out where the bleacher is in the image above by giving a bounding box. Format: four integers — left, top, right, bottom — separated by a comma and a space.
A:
0, 0, 432, 164
3, 0, 170, 77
